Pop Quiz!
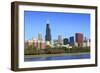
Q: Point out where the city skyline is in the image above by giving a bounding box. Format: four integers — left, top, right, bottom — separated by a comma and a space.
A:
24, 11, 90, 41
24, 32, 90, 50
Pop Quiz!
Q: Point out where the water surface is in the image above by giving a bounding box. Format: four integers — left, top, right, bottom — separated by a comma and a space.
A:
24, 53, 90, 62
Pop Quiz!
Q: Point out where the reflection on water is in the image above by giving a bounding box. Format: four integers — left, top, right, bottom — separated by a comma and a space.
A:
24, 54, 90, 62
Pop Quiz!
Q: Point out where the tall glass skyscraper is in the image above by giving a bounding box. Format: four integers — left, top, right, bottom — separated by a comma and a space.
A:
45, 23, 51, 42
63, 38, 69, 45
69, 36, 74, 46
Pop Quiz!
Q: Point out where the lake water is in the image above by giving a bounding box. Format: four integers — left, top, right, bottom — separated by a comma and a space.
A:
24, 53, 90, 62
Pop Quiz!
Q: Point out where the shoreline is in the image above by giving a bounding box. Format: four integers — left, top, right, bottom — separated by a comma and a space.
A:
24, 52, 90, 58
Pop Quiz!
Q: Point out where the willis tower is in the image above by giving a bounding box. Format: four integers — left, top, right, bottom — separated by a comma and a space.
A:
45, 22, 51, 42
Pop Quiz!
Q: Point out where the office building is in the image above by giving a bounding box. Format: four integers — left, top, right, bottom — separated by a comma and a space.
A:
53, 39, 58, 46
63, 38, 69, 45
83, 37, 87, 47
87, 39, 90, 47
69, 36, 74, 46
38, 33, 42, 42
45, 23, 51, 42
58, 35, 63, 45
75, 33, 83, 47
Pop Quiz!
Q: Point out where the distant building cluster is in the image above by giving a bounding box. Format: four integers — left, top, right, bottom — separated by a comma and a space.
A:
25, 22, 90, 49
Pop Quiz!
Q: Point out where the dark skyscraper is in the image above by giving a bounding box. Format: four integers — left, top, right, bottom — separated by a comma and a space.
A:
45, 23, 51, 42
63, 38, 69, 45
69, 36, 74, 46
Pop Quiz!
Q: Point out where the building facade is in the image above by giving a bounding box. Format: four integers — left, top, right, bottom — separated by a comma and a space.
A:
69, 36, 74, 46
58, 35, 63, 45
83, 37, 87, 47
75, 33, 83, 47
38, 33, 42, 42
45, 23, 51, 42
63, 38, 69, 45
87, 39, 90, 47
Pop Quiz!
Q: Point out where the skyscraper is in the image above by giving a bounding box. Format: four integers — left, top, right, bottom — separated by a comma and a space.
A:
63, 38, 69, 45
69, 36, 74, 46
53, 39, 58, 46
45, 23, 51, 42
75, 33, 83, 47
83, 37, 87, 47
87, 39, 90, 47
58, 35, 63, 45
38, 33, 42, 42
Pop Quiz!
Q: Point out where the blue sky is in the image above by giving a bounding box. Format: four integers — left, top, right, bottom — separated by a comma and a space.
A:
24, 11, 90, 41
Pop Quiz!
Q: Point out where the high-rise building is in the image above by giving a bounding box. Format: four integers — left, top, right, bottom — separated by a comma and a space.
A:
63, 38, 69, 45
69, 36, 74, 46
45, 22, 51, 42
75, 33, 83, 47
83, 37, 87, 47
58, 35, 63, 45
53, 39, 58, 46
87, 39, 90, 47
38, 33, 42, 42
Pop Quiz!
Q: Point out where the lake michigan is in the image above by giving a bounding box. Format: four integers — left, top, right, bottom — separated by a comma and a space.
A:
24, 53, 90, 62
